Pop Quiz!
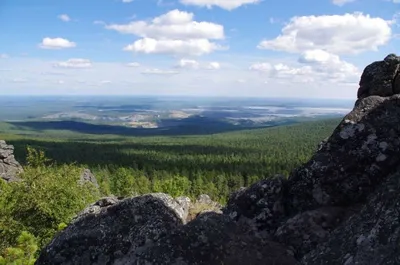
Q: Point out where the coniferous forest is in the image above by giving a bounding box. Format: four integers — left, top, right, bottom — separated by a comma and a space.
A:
0, 118, 339, 262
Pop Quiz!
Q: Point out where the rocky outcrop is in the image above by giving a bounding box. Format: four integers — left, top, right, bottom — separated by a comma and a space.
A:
36, 194, 185, 265
36, 54, 400, 265
130, 213, 298, 265
357, 53, 400, 99
78, 168, 99, 189
224, 175, 286, 233
0, 140, 22, 182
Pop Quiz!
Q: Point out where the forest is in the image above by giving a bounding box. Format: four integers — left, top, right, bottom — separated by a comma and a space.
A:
0, 118, 340, 263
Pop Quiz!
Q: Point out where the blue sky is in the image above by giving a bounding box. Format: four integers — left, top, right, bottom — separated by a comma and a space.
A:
0, 0, 399, 98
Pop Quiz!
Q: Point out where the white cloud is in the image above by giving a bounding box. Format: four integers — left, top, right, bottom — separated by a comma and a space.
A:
122, 0, 134, 2
332, 0, 355, 6
258, 13, 392, 55
100, 80, 112, 84
126, 62, 140, 67
106, 10, 224, 39
250, 50, 360, 84
39, 37, 76, 49
123, 38, 223, 56
0, 54, 8, 59
176, 59, 200, 69
141, 68, 179, 75
205, 62, 220, 70
54, 59, 92, 68
107, 9, 225, 56
58, 14, 71, 22
179, 0, 260, 10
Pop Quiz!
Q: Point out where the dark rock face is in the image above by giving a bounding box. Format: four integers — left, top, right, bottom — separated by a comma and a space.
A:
224, 175, 286, 233
130, 213, 298, 265
0, 140, 22, 182
36, 54, 400, 265
287, 95, 400, 213
36, 194, 183, 265
301, 169, 400, 265
357, 54, 400, 99
274, 207, 347, 258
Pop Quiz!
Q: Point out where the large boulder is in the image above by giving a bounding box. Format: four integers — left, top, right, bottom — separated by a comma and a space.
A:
35, 194, 184, 265
301, 168, 400, 265
357, 54, 400, 99
274, 206, 359, 258
223, 175, 286, 233
130, 213, 299, 265
0, 140, 22, 182
286, 95, 400, 213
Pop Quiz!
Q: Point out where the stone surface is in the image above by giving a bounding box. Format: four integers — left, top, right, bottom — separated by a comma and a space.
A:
286, 95, 400, 213
301, 169, 400, 265
357, 53, 400, 99
78, 168, 99, 189
36, 194, 183, 265
223, 175, 286, 233
0, 140, 22, 182
129, 213, 299, 265
274, 207, 353, 258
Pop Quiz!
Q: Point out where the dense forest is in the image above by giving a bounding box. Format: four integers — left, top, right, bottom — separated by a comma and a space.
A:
0, 118, 340, 263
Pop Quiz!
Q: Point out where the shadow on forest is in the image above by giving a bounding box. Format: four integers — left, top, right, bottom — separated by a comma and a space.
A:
8, 118, 297, 137
7, 139, 291, 177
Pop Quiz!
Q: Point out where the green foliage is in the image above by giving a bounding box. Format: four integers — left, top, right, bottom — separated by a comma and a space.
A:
26, 146, 51, 167
153, 175, 192, 198
0, 148, 99, 253
0, 119, 340, 254
0, 231, 38, 265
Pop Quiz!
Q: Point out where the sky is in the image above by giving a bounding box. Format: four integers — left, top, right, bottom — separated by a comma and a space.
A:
0, 0, 399, 98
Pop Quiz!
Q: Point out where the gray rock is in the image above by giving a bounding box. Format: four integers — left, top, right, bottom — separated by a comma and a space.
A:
301, 168, 400, 265
274, 207, 357, 258
175, 196, 191, 224
287, 95, 400, 213
78, 169, 99, 189
357, 53, 400, 99
35, 194, 184, 265
130, 213, 299, 265
0, 140, 22, 182
224, 175, 286, 233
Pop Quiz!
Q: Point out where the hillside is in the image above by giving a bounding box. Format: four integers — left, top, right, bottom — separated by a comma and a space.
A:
28, 53, 400, 264
0, 118, 339, 203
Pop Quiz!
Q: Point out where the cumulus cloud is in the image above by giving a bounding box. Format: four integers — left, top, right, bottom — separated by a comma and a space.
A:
250, 50, 360, 84
141, 68, 179, 75
58, 14, 71, 22
205, 62, 221, 70
332, 0, 355, 6
124, 38, 223, 56
54, 59, 92, 68
39, 37, 76, 49
107, 9, 225, 56
176, 59, 200, 69
126, 62, 140, 67
179, 0, 260, 10
258, 13, 392, 55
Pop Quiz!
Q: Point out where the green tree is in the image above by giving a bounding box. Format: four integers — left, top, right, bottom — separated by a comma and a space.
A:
0, 231, 38, 265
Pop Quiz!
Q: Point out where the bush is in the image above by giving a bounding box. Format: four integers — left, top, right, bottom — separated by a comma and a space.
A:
0, 148, 99, 252
0, 231, 38, 265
